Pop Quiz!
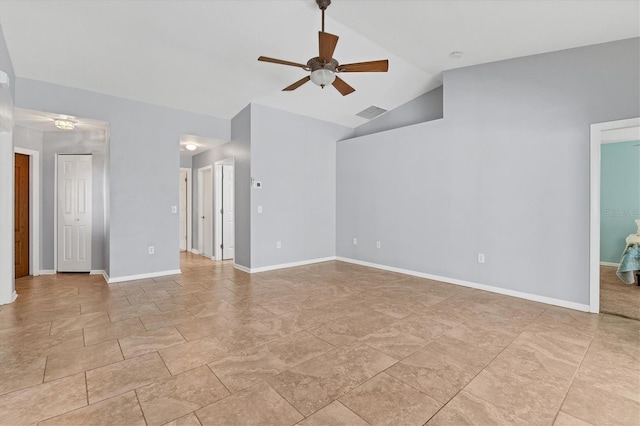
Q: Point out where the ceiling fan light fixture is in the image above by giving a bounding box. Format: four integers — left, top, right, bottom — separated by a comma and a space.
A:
310, 68, 336, 88
54, 119, 75, 130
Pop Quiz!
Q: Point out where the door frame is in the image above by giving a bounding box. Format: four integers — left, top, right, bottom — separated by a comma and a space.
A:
589, 116, 640, 313
179, 167, 192, 252
214, 157, 235, 261
197, 165, 213, 258
14, 147, 40, 277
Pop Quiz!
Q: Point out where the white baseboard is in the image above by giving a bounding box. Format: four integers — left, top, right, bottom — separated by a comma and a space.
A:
90, 270, 109, 282
600, 261, 620, 267
0, 291, 18, 305
190, 249, 201, 255
239, 256, 337, 274
107, 269, 182, 284
39, 270, 56, 275
233, 263, 251, 273
336, 257, 591, 313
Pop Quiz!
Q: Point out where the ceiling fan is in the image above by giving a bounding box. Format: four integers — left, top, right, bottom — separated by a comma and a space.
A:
258, 0, 389, 96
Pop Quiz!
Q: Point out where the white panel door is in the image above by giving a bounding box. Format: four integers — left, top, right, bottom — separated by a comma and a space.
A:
57, 155, 92, 272
179, 170, 187, 251
222, 164, 235, 260
202, 168, 213, 257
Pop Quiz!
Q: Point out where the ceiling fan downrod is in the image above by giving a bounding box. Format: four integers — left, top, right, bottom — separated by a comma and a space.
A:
316, 0, 331, 32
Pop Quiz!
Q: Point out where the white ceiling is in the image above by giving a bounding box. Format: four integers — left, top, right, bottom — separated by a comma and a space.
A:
1, 0, 638, 129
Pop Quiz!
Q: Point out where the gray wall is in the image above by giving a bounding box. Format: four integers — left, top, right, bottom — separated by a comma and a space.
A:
42, 130, 107, 271
0, 23, 15, 303
250, 104, 352, 268
13, 125, 42, 151
179, 155, 192, 169
191, 104, 251, 268
15, 78, 230, 279
337, 38, 640, 306
0, 22, 14, 122
353, 86, 444, 138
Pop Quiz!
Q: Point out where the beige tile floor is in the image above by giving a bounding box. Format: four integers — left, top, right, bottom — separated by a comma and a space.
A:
600, 265, 640, 321
1, 252, 638, 425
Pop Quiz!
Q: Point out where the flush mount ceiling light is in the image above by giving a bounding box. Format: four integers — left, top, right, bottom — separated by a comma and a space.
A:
54, 119, 75, 130
185, 144, 197, 151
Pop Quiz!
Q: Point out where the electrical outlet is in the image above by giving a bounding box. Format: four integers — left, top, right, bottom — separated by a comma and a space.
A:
478, 253, 485, 263
148, 246, 155, 255
257, 205, 263, 214
171, 206, 177, 214
276, 241, 281, 249
376, 241, 381, 249
353, 238, 357, 245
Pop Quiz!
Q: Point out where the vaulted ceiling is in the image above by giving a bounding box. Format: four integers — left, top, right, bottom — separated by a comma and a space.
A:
1, 0, 638, 128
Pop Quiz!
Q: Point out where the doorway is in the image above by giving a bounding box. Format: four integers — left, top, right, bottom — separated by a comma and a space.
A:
198, 165, 213, 258
57, 154, 92, 272
590, 117, 640, 317
215, 158, 235, 261
179, 168, 192, 252
14, 153, 29, 278
13, 147, 40, 278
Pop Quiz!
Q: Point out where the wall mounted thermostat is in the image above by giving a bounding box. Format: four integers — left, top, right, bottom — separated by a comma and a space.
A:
251, 178, 262, 189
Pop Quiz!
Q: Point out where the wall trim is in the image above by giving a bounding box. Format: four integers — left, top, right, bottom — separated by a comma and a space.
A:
189, 249, 200, 255
239, 256, 337, 274
336, 257, 591, 313
107, 269, 181, 284
600, 261, 620, 267
233, 263, 251, 273
179, 167, 192, 253
590, 117, 640, 314
90, 270, 108, 282
40, 270, 57, 275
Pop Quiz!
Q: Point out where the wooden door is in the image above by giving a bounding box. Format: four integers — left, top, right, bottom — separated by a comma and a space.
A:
14, 153, 29, 278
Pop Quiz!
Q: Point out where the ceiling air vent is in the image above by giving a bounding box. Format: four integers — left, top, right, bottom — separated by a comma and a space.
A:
356, 105, 387, 120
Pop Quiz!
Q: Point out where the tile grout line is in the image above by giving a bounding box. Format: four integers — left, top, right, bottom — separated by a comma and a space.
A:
205, 364, 233, 396
264, 380, 308, 420
133, 388, 150, 426
549, 314, 602, 426
418, 304, 551, 424
84, 370, 89, 406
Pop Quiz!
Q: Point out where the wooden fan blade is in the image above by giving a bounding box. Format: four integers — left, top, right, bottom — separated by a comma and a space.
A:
332, 76, 355, 96
258, 56, 308, 69
337, 59, 389, 73
319, 31, 339, 63
283, 76, 311, 91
